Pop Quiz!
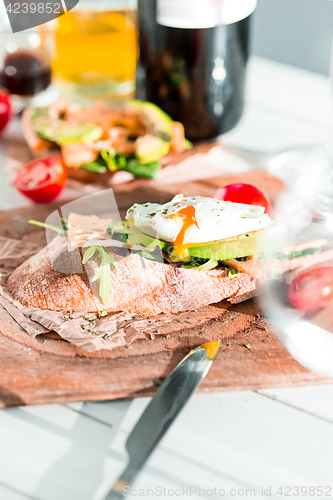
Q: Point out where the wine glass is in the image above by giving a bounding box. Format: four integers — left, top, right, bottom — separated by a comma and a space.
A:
260, 165, 333, 378
0, 4, 57, 112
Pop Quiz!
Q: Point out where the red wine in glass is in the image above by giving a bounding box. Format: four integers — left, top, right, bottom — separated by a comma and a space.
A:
0, 49, 52, 96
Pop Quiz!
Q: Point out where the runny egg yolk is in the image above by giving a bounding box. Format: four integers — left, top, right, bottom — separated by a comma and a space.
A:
201, 340, 221, 360
167, 205, 199, 259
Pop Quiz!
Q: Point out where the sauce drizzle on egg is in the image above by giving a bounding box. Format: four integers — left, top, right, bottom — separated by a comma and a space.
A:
168, 205, 199, 259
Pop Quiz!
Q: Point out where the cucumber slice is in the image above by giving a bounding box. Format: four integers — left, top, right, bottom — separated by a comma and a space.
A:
107, 222, 170, 251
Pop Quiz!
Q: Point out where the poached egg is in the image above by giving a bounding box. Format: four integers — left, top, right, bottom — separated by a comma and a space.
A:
126, 194, 272, 258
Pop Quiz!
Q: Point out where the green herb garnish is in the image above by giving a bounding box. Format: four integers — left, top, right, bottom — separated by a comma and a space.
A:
79, 158, 108, 173
181, 259, 218, 270
97, 311, 107, 318
28, 219, 68, 236
82, 245, 118, 305
136, 251, 154, 260
100, 148, 116, 170
100, 150, 128, 171
123, 158, 162, 179
228, 268, 238, 280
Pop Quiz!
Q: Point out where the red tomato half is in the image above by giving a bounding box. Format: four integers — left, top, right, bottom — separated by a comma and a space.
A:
288, 267, 333, 311
214, 183, 272, 217
14, 157, 67, 203
0, 91, 11, 134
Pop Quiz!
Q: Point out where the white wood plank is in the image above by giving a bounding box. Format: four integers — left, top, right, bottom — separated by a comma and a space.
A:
94, 401, 263, 500
224, 102, 331, 154
247, 56, 332, 126
20, 404, 84, 430
0, 402, 254, 500
2, 392, 333, 500
259, 385, 333, 423
113, 397, 150, 436
114, 392, 333, 498
67, 400, 131, 428
97, 446, 263, 500
0, 405, 119, 500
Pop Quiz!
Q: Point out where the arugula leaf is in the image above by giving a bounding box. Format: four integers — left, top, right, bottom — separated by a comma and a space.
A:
82, 245, 98, 264
100, 150, 129, 172
100, 149, 116, 170
80, 158, 108, 173
82, 245, 118, 305
228, 268, 238, 280
80, 152, 161, 178
123, 159, 162, 179
28, 219, 67, 236
106, 221, 125, 235
114, 155, 128, 170
181, 259, 218, 270
136, 251, 155, 260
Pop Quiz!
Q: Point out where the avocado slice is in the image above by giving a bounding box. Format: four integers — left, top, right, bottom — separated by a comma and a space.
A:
128, 100, 173, 139
45, 122, 103, 145
108, 222, 263, 263
130, 100, 172, 163
36, 121, 103, 145
30, 109, 103, 145
187, 231, 263, 261
135, 135, 170, 164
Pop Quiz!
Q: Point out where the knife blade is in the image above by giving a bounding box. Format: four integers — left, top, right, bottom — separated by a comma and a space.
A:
104, 340, 220, 500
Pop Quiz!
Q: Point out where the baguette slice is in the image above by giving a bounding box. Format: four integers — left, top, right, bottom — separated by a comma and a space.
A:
7, 235, 257, 315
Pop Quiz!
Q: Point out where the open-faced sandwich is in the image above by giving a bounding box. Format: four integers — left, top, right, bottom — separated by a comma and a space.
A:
5, 191, 333, 356
7, 195, 272, 315
22, 100, 191, 183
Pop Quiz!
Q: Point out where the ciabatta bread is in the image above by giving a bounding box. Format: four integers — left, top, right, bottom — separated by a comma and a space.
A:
7, 235, 257, 315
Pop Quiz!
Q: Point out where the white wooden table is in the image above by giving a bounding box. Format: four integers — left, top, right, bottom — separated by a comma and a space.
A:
1, 56, 333, 500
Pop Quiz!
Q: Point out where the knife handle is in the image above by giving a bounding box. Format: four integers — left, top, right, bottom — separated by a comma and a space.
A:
105, 465, 137, 500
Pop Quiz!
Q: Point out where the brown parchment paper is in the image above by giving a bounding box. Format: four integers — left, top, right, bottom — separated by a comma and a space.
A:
0, 236, 227, 353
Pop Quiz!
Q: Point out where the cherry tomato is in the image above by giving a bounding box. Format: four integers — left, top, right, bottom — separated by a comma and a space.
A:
0, 91, 11, 134
214, 183, 272, 216
287, 267, 333, 311
14, 157, 67, 203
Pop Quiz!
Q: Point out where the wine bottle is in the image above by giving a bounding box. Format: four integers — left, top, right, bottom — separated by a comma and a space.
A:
136, 0, 256, 141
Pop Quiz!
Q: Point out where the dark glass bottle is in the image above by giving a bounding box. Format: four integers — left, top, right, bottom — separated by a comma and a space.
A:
136, 0, 253, 141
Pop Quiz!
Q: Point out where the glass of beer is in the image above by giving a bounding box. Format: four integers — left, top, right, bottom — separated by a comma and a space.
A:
50, 0, 137, 101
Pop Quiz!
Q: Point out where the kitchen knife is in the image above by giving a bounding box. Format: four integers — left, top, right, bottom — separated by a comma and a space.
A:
104, 340, 220, 500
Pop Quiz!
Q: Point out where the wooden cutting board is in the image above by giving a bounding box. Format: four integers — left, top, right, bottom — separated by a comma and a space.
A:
0, 171, 329, 407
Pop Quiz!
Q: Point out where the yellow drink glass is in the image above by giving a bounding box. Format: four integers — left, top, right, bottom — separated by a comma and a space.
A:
51, 1, 137, 100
